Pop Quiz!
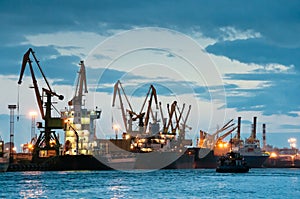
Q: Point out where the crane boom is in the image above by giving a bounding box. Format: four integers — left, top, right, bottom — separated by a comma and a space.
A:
112, 80, 136, 132
143, 85, 158, 133
68, 61, 88, 106
216, 126, 238, 142
18, 48, 64, 119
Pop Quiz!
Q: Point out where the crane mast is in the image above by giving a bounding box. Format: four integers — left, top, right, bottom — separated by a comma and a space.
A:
141, 85, 158, 134
68, 61, 88, 124
18, 48, 64, 159
112, 80, 134, 133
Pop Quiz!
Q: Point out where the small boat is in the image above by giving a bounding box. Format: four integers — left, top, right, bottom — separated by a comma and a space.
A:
216, 151, 249, 173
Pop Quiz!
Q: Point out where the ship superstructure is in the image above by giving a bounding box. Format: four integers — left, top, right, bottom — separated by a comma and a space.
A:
61, 61, 101, 155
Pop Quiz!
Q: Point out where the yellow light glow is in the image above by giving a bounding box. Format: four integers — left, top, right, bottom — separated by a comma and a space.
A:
28, 143, 33, 150
113, 124, 120, 130
125, 134, 131, 140
270, 152, 278, 158
29, 111, 38, 117
13, 147, 17, 151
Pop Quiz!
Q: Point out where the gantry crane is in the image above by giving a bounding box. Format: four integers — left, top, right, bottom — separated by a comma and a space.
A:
18, 48, 64, 159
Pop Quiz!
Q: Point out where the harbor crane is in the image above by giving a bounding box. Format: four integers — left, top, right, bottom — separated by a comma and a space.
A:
200, 119, 235, 149
18, 48, 64, 159
68, 60, 88, 124
139, 85, 158, 134
112, 80, 134, 133
112, 81, 159, 135
164, 101, 186, 134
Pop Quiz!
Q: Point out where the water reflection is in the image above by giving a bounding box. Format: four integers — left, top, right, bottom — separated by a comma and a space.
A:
19, 172, 45, 198
107, 178, 131, 199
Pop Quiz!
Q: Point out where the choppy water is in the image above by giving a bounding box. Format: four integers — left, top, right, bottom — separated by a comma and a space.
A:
1, 169, 299, 199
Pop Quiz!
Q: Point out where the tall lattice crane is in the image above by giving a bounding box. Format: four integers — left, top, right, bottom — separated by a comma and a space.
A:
18, 48, 64, 159
68, 60, 88, 124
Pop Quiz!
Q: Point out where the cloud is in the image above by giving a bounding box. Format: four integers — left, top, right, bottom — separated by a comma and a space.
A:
219, 26, 262, 41
225, 72, 300, 116
206, 38, 300, 70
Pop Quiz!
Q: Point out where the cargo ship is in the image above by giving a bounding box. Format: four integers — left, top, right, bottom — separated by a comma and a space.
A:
230, 117, 269, 168
189, 117, 269, 169
189, 119, 237, 169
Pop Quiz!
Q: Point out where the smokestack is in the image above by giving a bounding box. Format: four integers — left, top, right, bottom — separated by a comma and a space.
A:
237, 117, 241, 140
262, 124, 266, 149
253, 116, 257, 139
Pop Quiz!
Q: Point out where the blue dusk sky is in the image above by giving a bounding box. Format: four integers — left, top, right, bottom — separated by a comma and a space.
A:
0, 0, 299, 149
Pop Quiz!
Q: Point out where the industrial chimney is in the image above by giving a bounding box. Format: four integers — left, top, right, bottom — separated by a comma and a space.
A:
262, 123, 266, 150
252, 116, 257, 139
237, 117, 241, 140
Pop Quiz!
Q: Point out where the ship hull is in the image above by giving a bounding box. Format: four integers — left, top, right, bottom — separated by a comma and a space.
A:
188, 147, 218, 169
164, 152, 195, 169
0, 162, 9, 172
8, 155, 112, 171
216, 166, 249, 173
134, 151, 194, 170
243, 155, 269, 168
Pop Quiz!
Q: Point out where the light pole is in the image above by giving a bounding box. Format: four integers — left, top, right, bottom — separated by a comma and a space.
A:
8, 104, 17, 163
113, 124, 120, 140
29, 111, 37, 141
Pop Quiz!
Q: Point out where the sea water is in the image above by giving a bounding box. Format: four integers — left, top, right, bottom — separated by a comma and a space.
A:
0, 169, 299, 199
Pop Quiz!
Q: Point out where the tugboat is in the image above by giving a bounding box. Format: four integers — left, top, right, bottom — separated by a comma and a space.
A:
216, 151, 249, 173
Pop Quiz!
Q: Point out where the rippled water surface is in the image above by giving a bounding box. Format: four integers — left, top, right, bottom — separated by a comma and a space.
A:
1, 169, 299, 198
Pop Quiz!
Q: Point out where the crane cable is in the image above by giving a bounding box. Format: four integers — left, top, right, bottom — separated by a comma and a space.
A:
17, 85, 20, 121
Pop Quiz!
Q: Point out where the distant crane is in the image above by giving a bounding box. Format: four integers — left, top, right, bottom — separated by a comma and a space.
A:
112, 81, 159, 135
18, 48, 64, 159
112, 80, 134, 133
139, 85, 158, 134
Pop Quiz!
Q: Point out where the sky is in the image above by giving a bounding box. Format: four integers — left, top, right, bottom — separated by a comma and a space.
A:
0, 0, 299, 149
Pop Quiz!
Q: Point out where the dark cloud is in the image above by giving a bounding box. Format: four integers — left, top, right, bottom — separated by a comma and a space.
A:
225, 73, 300, 116
1, 0, 299, 47
206, 38, 300, 70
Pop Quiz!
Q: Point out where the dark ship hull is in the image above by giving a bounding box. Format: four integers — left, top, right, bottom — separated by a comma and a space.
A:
134, 150, 194, 170
243, 155, 269, 168
188, 147, 218, 169
7, 155, 112, 172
